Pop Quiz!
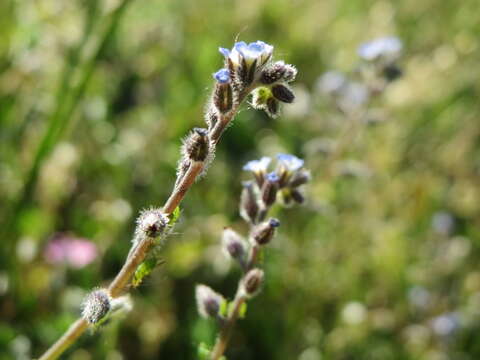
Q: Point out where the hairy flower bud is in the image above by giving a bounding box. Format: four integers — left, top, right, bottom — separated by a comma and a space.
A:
271, 84, 295, 103
82, 289, 111, 324
291, 189, 305, 204
136, 208, 169, 238
261, 172, 279, 207
252, 218, 280, 245
213, 69, 233, 113
260, 61, 297, 84
266, 97, 279, 118
222, 228, 246, 262
183, 128, 210, 162
242, 268, 264, 298
195, 284, 224, 319
289, 169, 311, 187
240, 181, 259, 224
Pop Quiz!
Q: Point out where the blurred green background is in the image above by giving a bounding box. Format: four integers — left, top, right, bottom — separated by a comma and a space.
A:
1, 0, 480, 359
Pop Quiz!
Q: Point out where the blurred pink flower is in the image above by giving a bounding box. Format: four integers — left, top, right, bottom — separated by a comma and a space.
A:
44, 234, 97, 269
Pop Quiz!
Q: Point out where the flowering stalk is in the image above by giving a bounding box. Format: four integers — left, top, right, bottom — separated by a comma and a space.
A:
39, 40, 298, 360
196, 154, 310, 360
316, 36, 404, 180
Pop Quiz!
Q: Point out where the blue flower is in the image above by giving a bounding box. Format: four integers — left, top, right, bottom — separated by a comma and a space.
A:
219, 40, 274, 67
276, 154, 304, 172
213, 68, 231, 84
243, 156, 271, 173
265, 172, 280, 183
358, 36, 402, 61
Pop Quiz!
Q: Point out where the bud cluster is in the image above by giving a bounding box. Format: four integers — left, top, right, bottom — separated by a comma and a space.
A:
242, 153, 311, 217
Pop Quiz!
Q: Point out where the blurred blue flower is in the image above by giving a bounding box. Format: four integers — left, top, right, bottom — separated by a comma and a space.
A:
316, 71, 347, 95
243, 156, 271, 173
266, 172, 280, 182
358, 36, 403, 61
213, 68, 231, 84
277, 154, 304, 172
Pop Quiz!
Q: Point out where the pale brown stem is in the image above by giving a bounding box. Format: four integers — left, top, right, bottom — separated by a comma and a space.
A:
163, 161, 205, 214
38, 319, 89, 360
38, 83, 255, 360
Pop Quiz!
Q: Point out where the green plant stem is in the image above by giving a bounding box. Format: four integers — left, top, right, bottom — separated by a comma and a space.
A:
210, 291, 247, 360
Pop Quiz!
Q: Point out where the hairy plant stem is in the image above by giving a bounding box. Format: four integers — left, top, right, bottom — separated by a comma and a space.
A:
38, 81, 253, 360
38, 319, 89, 360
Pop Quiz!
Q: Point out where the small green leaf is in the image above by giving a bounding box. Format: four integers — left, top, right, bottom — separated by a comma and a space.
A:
132, 257, 159, 287
238, 302, 248, 319
197, 342, 211, 360
169, 206, 181, 225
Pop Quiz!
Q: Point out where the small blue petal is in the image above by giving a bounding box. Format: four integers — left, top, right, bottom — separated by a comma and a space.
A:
213, 69, 230, 84
266, 172, 280, 182
219, 47, 230, 58
248, 42, 264, 54
269, 218, 281, 228
243, 157, 271, 172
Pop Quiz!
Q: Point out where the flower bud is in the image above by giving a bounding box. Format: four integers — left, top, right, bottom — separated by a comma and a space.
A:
82, 289, 111, 324
291, 189, 305, 204
183, 128, 210, 162
252, 218, 280, 245
261, 172, 279, 207
266, 97, 279, 118
260, 61, 297, 84
222, 228, 246, 261
289, 169, 311, 187
242, 268, 264, 298
260, 61, 287, 84
213, 69, 233, 113
195, 284, 224, 319
383, 64, 402, 82
136, 208, 169, 238
271, 84, 295, 103
240, 181, 259, 224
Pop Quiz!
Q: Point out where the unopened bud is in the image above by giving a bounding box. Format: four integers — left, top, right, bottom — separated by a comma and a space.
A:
242, 268, 264, 298
82, 289, 111, 324
383, 64, 402, 82
195, 284, 224, 319
136, 208, 169, 238
213, 69, 233, 113
240, 181, 259, 224
260, 61, 287, 84
183, 128, 210, 162
252, 218, 280, 245
266, 97, 279, 118
261, 172, 279, 207
282, 63, 298, 82
291, 189, 305, 204
222, 228, 246, 261
289, 169, 311, 187
271, 84, 295, 103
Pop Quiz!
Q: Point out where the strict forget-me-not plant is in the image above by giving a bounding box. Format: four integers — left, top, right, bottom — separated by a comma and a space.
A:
196, 154, 310, 360
38, 40, 299, 360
